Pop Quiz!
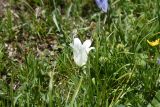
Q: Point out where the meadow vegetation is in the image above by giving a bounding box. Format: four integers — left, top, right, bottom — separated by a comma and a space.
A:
0, 0, 160, 106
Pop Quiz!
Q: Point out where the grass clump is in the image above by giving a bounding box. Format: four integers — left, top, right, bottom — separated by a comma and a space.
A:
0, 0, 160, 106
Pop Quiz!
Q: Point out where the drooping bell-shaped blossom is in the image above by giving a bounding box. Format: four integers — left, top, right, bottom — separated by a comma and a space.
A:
70, 38, 95, 66
95, 0, 108, 13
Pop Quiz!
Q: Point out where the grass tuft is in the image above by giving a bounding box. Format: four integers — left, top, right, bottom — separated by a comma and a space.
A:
0, 0, 160, 106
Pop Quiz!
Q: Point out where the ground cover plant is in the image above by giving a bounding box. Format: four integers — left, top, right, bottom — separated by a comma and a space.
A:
0, 0, 160, 106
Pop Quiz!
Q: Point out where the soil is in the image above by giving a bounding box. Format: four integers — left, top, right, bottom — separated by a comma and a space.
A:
0, 0, 7, 17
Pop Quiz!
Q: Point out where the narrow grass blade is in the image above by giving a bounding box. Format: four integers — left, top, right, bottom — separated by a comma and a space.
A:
70, 77, 83, 107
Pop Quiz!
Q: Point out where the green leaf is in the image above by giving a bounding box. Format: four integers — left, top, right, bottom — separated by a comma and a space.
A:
147, 90, 160, 107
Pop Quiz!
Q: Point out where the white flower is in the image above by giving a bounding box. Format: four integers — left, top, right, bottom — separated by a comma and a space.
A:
70, 38, 95, 66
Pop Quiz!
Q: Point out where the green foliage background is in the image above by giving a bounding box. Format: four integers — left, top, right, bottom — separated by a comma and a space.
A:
0, 0, 160, 106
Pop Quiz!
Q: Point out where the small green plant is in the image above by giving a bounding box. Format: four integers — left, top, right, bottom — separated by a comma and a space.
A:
0, 0, 160, 106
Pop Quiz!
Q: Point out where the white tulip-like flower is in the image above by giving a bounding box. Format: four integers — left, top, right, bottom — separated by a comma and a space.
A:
70, 38, 95, 67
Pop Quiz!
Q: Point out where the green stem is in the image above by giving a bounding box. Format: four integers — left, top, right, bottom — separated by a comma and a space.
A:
10, 71, 14, 107
48, 72, 54, 107
70, 77, 83, 107
95, 13, 101, 75
157, 0, 160, 29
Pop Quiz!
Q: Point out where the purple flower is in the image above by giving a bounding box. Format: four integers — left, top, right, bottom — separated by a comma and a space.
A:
95, 0, 108, 12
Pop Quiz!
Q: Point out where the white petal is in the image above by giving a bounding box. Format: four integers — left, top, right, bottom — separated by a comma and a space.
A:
83, 39, 92, 49
70, 38, 82, 55
73, 38, 82, 48
73, 49, 88, 66
86, 47, 95, 54
70, 38, 92, 66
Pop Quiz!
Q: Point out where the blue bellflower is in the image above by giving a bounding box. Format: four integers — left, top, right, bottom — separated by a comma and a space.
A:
95, 0, 108, 12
